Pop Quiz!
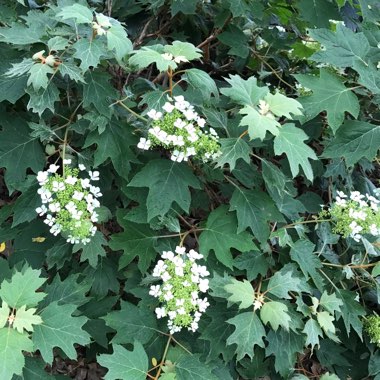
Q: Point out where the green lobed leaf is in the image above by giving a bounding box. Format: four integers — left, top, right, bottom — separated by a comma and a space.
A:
175, 355, 219, 380
73, 38, 105, 71
220, 74, 268, 106
229, 187, 284, 243
103, 301, 157, 345
216, 138, 251, 170
56, 4, 94, 24
290, 239, 325, 291
0, 328, 33, 380
109, 210, 158, 272
322, 120, 380, 167
98, 342, 148, 380
128, 159, 201, 221
12, 305, 42, 334
273, 123, 318, 181
265, 329, 305, 377
224, 279, 254, 309
0, 117, 45, 192
106, 24, 133, 61
199, 205, 257, 269
73, 230, 107, 268
260, 301, 291, 331
0, 266, 46, 308
309, 24, 370, 67
294, 69, 360, 133
303, 318, 323, 350
32, 302, 91, 363
226, 312, 266, 360
239, 104, 280, 140
267, 263, 309, 299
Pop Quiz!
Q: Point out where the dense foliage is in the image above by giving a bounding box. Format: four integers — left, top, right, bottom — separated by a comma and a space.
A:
0, 0, 380, 379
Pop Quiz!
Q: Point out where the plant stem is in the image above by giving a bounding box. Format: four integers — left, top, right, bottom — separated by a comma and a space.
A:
153, 334, 172, 380
112, 100, 148, 122
322, 262, 378, 269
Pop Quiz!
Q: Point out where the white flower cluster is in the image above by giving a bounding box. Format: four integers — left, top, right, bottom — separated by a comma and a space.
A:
35, 160, 101, 244
137, 96, 221, 163
327, 190, 380, 242
149, 246, 210, 334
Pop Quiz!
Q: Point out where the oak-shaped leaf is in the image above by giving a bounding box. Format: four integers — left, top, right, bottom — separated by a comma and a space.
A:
226, 312, 266, 360
0, 328, 34, 380
260, 301, 291, 331
32, 302, 91, 363
294, 69, 359, 133
273, 123, 318, 181
103, 301, 157, 345
199, 205, 257, 269
0, 266, 46, 309
109, 210, 158, 272
128, 159, 201, 221
322, 120, 380, 167
98, 342, 148, 380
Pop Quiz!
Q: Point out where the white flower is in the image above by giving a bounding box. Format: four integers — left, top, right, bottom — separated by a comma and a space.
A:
90, 186, 102, 198
175, 246, 186, 255
36, 205, 47, 216
147, 109, 163, 120
91, 212, 99, 223
197, 118, 206, 128
177, 307, 186, 315
162, 271, 171, 282
37, 171, 48, 185
370, 224, 380, 236
171, 150, 185, 162
73, 191, 84, 201
337, 191, 347, 198
162, 250, 175, 261
188, 249, 203, 261
197, 298, 209, 312
65, 201, 77, 214
254, 299, 263, 311
63, 159, 72, 165
89, 171, 100, 181
149, 285, 162, 297
44, 214, 55, 226
52, 180, 65, 192
153, 260, 167, 277
174, 118, 186, 129
50, 224, 61, 236
199, 278, 209, 292
49, 202, 61, 213
79, 164, 86, 171
258, 99, 271, 116
81, 178, 91, 189
161, 53, 174, 61
168, 310, 177, 319
190, 321, 199, 332
163, 102, 175, 113
173, 55, 188, 63
137, 137, 151, 150
176, 299, 184, 306
155, 307, 166, 319
65, 175, 77, 185
47, 164, 59, 173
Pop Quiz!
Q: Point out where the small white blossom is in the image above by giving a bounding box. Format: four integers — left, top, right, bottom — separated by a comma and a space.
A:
137, 137, 151, 150
63, 159, 72, 165
79, 164, 86, 171
89, 171, 100, 181
47, 164, 59, 173
147, 109, 163, 120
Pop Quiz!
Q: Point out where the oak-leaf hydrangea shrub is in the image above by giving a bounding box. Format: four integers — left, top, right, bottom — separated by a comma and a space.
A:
0, 0, 380, 380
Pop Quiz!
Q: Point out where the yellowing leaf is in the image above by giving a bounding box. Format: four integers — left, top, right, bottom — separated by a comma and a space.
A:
32, 237, 46, 243
0, 302, 10, 329
13, 305, 42, 334
0, 242, 5, 253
